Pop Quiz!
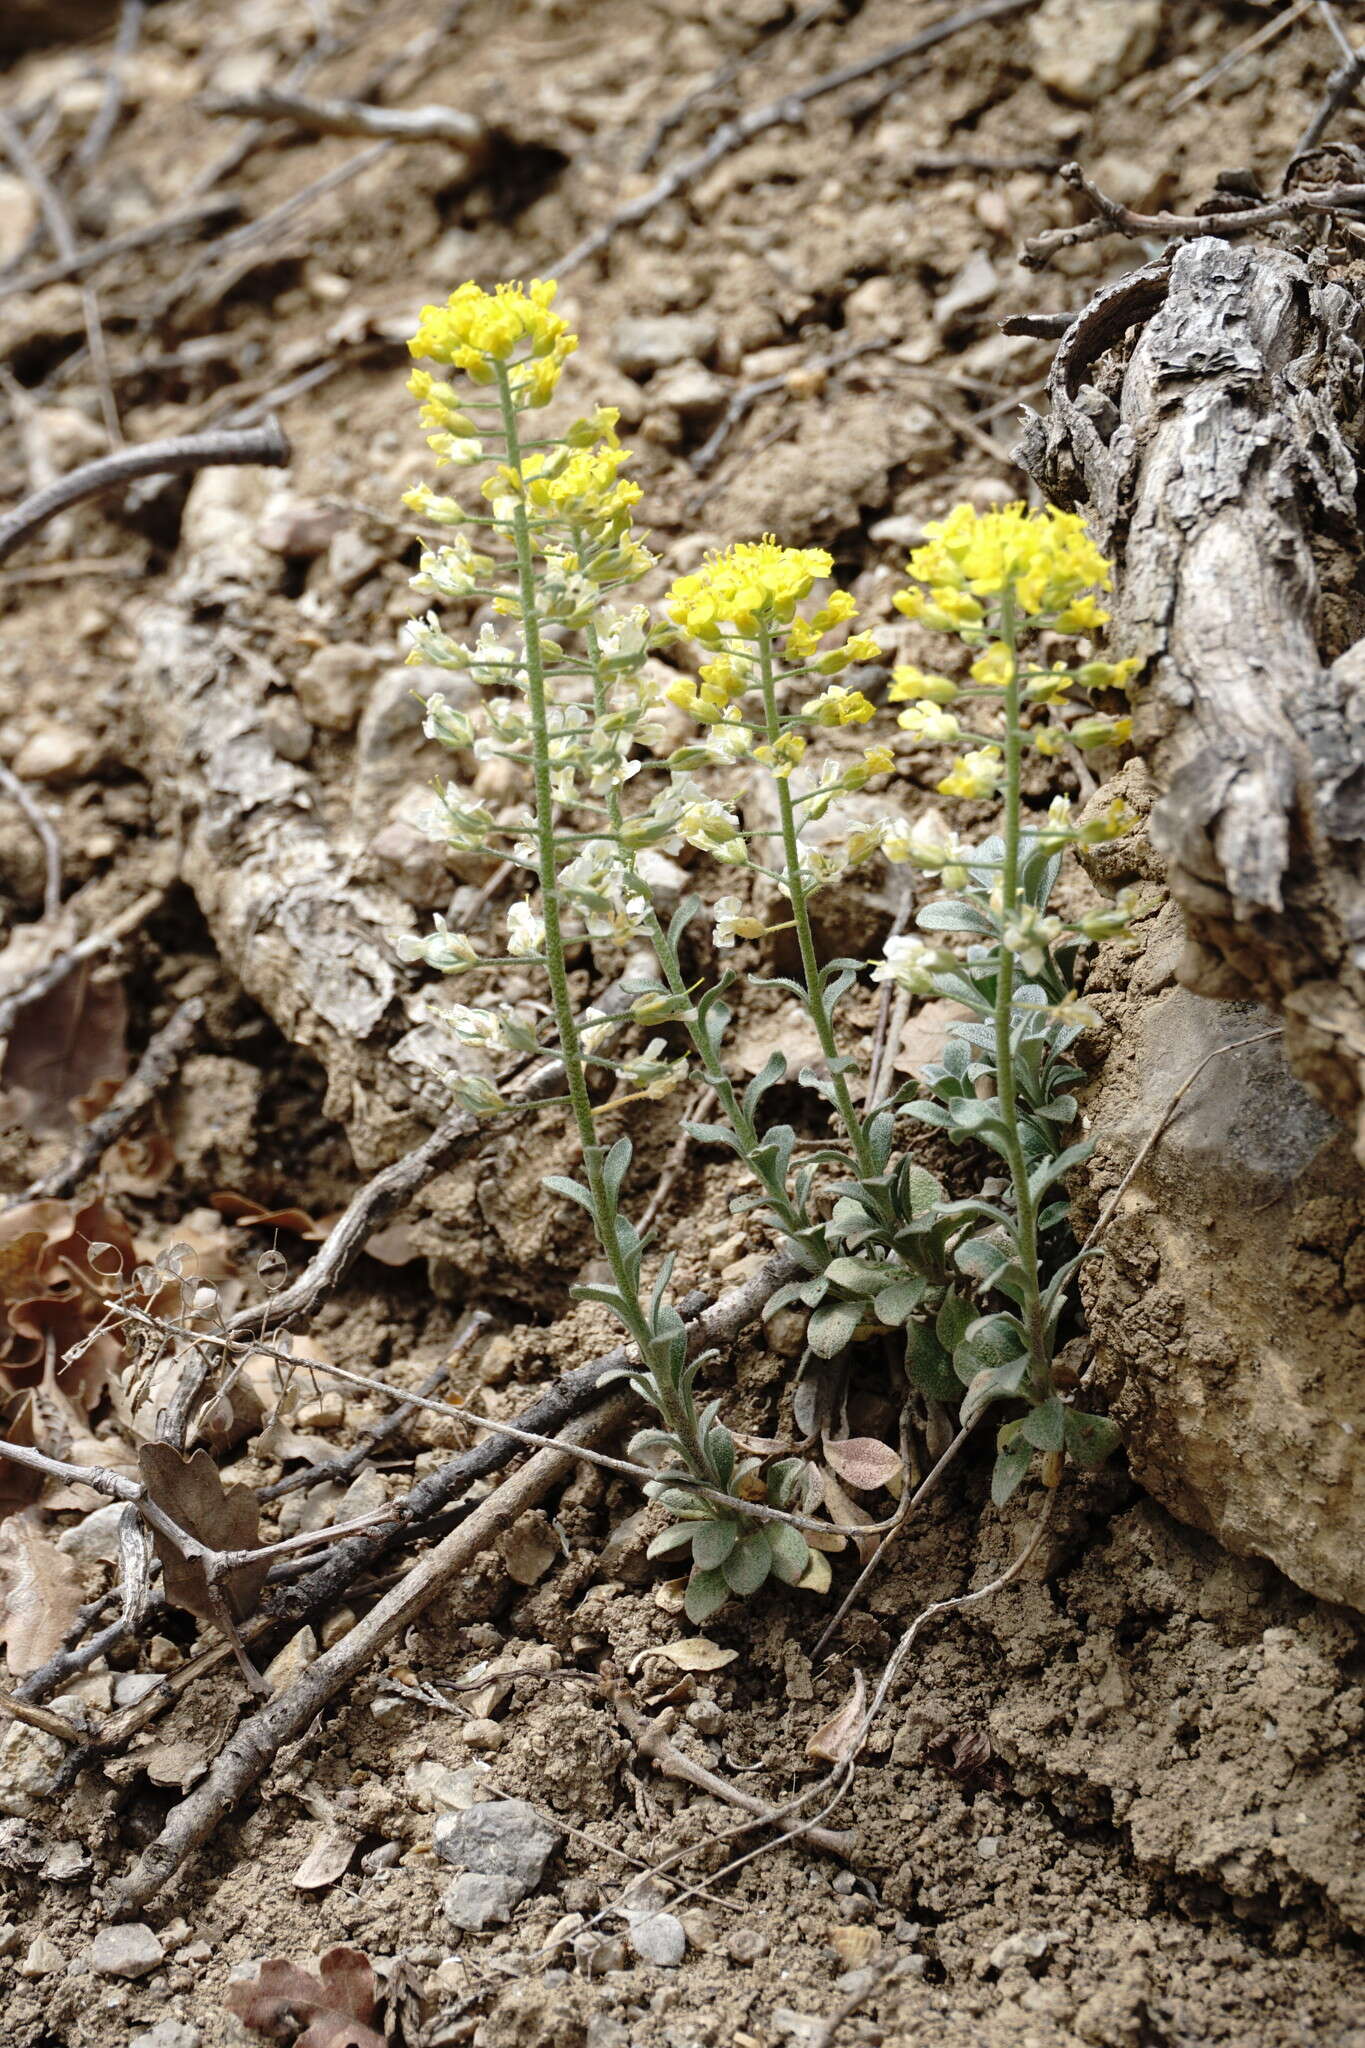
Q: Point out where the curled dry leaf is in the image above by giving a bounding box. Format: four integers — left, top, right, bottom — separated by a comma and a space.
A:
223, 1945, 385, 2048
650, 1636, 739, 1673
819, 1464, 876, 1567
806, 1670, 866, 1766
137, 1442, 270, 1623
0, 1197, 136, 1403
822, 1436, 903, 1493
0, 1506, 84, 1675
212, 1191, 337, 1240
293, 1824, 360, 1891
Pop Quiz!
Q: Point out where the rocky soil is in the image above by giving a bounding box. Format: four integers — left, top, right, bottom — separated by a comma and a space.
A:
0, 3, 1363, 2046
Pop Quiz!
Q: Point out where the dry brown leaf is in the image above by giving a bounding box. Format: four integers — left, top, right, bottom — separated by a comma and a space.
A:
103, 1131, 178, 1197
0, 959, 127, 1138
499, 1510, 557, 1587
819, 1464, 876, 1565
293, 1824, 360, 1891
829, 1924, 880, 1968
0, 1506, 83, 1675
223, 1945, 384, 2048
823, 1436, 904, 1494
652, 1636, 738, 1672
211, 1191, 334, 1240
797, 1547, 832, 1595
806, 1670, 866, 1766
138, 1443, 270, 1624
140, 1740, 209, 1790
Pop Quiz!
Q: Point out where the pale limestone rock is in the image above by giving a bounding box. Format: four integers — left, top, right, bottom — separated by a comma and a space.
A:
1029, 0, 1162, 106
1081, 975, 1365, 1612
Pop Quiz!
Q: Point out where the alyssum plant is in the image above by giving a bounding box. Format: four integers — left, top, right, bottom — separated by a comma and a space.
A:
395, 280, 1138, 1621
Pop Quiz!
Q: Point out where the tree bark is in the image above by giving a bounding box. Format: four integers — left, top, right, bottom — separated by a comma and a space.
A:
1019, 236, 1365, 1158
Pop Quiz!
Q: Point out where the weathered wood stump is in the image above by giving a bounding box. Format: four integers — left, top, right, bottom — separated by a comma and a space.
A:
1021, 235, 1365, 1158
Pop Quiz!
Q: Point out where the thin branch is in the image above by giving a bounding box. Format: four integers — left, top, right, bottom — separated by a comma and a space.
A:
1022, 161, 1365, 269
608, 1685, 856, 1856
0, 420, 289, 565
1165, 0, 1312, 116
108, 1395, 637, 1915
0, 111, 121, 445
0, 761, 61, 921
75, 0, 146, 173
551, 0, 1036, 279
0, 197, 242, 304
10, 996, 203, 1208
0, 886, 162, 1037
637, 0, 841, 170
1296, 0, 1365, 151
201, 87, 486, 153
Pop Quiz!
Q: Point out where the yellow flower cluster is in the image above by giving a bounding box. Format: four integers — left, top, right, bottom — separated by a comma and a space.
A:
894, 501, 1112, 623
667, 538, 833, 642
408, 279, 577, 405
804, 683, 876, 728
489, 440, 641, 524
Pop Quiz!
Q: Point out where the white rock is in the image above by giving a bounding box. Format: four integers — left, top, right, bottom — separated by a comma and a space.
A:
443, 1871, 523, 1930
88, 1921, 164, 1978
626, 1906, 687, 1967
294, 642, 381, 733
12, 720, 95, 784
0, 173, 36, 266
129, 2022, 202, 2048
405, 1760, 493, 1813
18, 1934, 64, 1976
611, 313, 719, 378
1029, 0, 1162, 105
56, 1501, 126, 1563
262, 1627, 318, 1694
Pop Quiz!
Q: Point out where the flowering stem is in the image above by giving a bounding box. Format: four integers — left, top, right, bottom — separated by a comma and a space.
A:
493, 429, 709, 1479
756, 624, 880, 1189
583, 623, 807, 1244
994, 594, 1048, 1393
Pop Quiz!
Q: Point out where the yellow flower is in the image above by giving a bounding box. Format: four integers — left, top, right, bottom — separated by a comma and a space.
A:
969, 642, 1014, 689
1031, 724, 1068, 756
754, 732, 807, 776
1055, 593, 1109, 633
861, 744, 894, 776
889, 664, 957, 706
804, 684, 876, 727
1023, 664, 1073, 705
408, 279, 577, 403
937, 746, 1003, 800
897, 501, 1111, 622
897, 700, 961, 744
667, 537, 833, 643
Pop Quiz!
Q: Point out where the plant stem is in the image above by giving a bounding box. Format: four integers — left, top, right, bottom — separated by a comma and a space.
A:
993, 594, 1048, 1392
496, 410, 705, 1472
755, 624, 880, 1189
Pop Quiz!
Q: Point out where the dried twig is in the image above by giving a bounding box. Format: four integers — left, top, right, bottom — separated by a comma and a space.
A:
1021, 160, 1365, 268
637, 0, 841, 169
0, 420, 289, 565
0, 110, 121, 445
75, 0, 145, 174
636, 1085, 715, 1236
1166, 0, 1312, 116
109, 1394, 635, 1914
608, 1684, 857, 1857
268, 1249, 801, 1618
552, 0, 1036, 278
202, 86, 487, 153
1297, 0, 1365, 150
10, 995, 203, 1208
691, 337, 887, 476
0, 1688, 87, 1746
0, 196, 242, 304
257, 1314, 489, 1504
0, 886, 162, 1039
0, 761, 61, 921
